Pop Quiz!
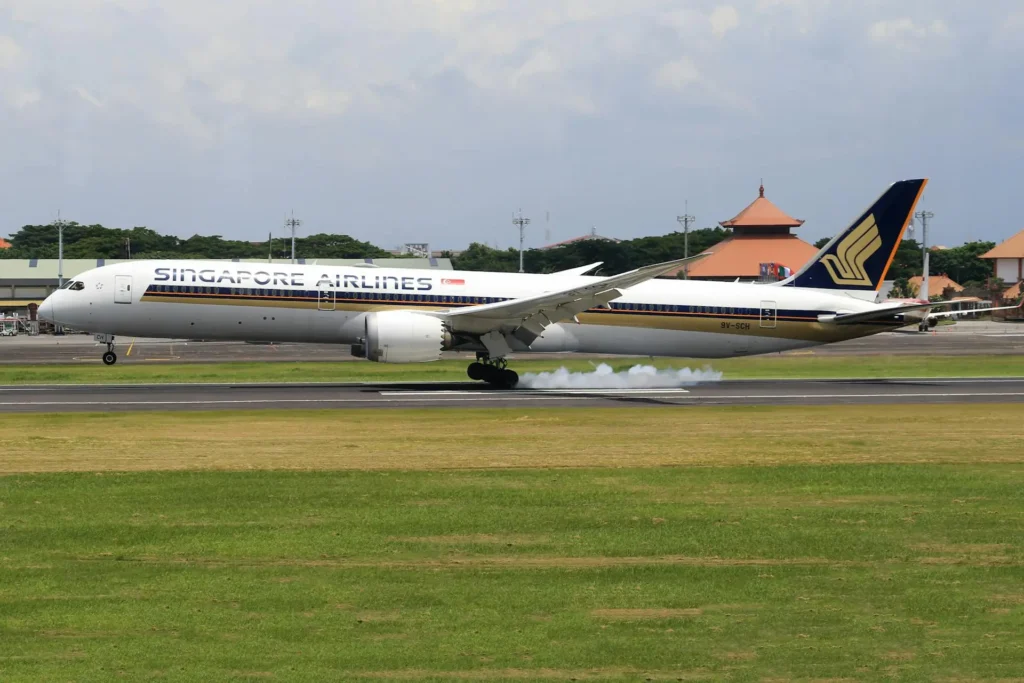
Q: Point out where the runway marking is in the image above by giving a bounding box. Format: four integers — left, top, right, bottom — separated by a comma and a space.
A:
3, 392, 1024, 410
381, 388, 691, 396
677, 392, 1024, 401
126, 338, 136, 357
0, 396, 650, 407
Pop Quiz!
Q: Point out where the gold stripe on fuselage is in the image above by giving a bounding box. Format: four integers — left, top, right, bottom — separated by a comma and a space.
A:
141, 292, 901, 343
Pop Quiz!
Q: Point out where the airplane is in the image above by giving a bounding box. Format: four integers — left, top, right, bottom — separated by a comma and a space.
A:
37, 178, 1021, 388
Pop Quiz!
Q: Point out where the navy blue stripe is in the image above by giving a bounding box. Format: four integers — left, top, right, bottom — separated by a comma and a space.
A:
143, 284, 851, 320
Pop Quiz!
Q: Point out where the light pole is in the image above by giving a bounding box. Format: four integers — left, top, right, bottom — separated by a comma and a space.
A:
914, 210, 934, 301
284, 211, 302, 264
676, 201, 695, 279
512, 209, 530, 273
54, 211, 68, 289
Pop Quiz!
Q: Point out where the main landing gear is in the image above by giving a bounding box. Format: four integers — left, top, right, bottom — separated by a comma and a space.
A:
97, 334, 117, 365
467, 354, 519, 389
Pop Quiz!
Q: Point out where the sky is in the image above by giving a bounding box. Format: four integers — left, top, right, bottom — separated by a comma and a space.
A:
1, 0, 1023, 251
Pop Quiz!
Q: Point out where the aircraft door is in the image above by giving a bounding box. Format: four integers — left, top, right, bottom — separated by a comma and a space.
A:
114, 275, 133, 304
318, 289, 336, 311
759, 300, 777, 329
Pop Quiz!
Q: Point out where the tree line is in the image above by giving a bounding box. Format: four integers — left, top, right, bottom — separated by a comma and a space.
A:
0, 223, 391, 261
1, 222, 1001, 291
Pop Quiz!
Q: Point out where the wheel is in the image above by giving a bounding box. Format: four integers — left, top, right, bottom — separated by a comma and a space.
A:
484, 368, 518, 389
467, 362, 485, 381
102, 351, 117, 365
501, 369, 519, 389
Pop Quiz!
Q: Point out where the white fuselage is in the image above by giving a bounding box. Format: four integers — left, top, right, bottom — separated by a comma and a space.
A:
39, 260, 901, 359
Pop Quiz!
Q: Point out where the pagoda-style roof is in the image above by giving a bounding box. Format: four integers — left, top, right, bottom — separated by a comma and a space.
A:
663, 233, 819, 279
720, 184, 804, 229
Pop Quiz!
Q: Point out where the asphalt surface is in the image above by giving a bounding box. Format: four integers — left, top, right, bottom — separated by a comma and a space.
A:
2, 378, 1023, 413
2, 321, 1024, 364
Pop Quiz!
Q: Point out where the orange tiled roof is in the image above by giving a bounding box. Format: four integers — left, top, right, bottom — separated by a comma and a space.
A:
670, 234, 819, 278
981, 229, 1024, 258
909, 274, 963, 299
0, 238, 11, 249
720, 185, 804, 228
1004, 281, 1023, 299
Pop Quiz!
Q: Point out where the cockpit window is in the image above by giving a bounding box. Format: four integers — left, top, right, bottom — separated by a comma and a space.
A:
60, 280, 85, 291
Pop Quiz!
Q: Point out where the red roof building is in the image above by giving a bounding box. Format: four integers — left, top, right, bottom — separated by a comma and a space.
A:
981, 229, 1024, 287
909, 274, 963, 299
666, 184, 819, 280
0, 238, 11, 250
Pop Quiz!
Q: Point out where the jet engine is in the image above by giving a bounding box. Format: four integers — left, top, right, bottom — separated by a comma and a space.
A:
356, 311, 450, 363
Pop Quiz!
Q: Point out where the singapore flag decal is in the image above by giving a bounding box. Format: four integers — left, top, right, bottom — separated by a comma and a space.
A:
441, 278, 465, 286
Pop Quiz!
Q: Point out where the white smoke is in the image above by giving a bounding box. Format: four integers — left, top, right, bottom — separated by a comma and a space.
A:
518, 362, 723, 390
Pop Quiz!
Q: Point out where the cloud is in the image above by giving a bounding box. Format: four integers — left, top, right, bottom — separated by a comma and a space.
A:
8, 88, 40, 108
653, 57, 701, 91
74, 86, 103, 108
0, 36, 21, 70
869, 17, 951, 49
709, 6, 740, 38
0, 0, 1018, 253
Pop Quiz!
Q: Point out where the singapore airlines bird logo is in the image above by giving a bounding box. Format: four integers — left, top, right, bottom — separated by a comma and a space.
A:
820, 214, 882, 286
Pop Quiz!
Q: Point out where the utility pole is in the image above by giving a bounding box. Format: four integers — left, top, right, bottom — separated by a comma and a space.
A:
284, 211, 302, 264
268, 231, 273, 263
676, 201, 695, 279
512, 209, 530, 273
53, 211, 68, 288
914, 210, 934, 301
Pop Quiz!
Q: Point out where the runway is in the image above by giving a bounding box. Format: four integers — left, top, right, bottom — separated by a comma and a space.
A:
2, 377, 1024, 413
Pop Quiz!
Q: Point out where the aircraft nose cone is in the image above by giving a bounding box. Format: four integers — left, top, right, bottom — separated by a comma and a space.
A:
38, 295, 56, 322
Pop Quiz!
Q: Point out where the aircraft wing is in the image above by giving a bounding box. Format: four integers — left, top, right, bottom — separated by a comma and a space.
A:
442, 255, 706, 349
825, 298, 1023, 325
552, 262, 604, 276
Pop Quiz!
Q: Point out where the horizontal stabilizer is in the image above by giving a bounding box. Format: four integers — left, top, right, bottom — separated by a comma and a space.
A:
822, 298, 1023, 325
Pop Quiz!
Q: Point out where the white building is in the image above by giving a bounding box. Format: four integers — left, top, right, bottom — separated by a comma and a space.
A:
982, 230, 1024, 285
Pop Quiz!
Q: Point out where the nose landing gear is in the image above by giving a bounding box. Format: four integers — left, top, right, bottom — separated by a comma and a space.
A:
467, 353, 519, 389
96, 334, 117, 365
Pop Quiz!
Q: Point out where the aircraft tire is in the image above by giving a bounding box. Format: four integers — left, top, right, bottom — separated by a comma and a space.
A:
467, 362, 485, 381
502, 369, 519, 389
102, 351, 117, 366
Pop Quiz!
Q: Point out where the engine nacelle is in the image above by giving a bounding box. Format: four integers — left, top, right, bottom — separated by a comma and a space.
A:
363, 311, 448, 363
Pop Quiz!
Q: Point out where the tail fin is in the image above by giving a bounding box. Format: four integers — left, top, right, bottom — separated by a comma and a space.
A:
781, 178, 927, 296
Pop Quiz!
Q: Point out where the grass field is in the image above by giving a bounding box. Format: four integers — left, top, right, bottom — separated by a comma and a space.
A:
1, 406, 1023, 681
1, 353, 1024, 385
